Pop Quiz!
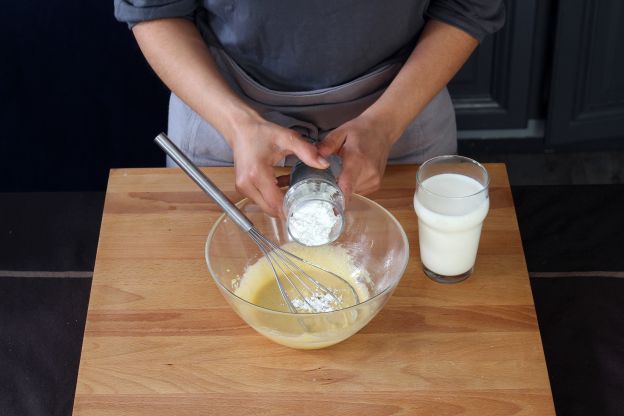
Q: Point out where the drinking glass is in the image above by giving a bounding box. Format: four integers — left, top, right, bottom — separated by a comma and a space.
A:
414, 155, 490, 283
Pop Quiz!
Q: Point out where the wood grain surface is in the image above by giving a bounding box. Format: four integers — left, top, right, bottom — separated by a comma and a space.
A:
73, 165, 555, 415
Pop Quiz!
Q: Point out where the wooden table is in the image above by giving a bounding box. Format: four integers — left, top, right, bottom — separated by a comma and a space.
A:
73, 165, 555, 415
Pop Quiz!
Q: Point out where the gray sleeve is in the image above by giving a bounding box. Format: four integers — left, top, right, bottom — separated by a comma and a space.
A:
426, 0, 505, 42
114, 0, 198, 28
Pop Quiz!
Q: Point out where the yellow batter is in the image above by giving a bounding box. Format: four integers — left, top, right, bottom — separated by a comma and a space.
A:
236, 243, 369, 312
233, 243, 375, 349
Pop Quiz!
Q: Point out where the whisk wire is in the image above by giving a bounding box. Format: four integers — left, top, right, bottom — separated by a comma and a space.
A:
249, 227, 355, 313
270, 245, 343, 304
263, 245, 317, 311
249, 230, 298, 313
272, 244, 355, 304
250, 228, 322, 312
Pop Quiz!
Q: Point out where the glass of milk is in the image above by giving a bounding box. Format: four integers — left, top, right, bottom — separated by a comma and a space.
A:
414, 155, 490, 284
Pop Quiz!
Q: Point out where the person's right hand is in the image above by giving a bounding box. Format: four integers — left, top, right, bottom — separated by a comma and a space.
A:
228, 114, 329, 218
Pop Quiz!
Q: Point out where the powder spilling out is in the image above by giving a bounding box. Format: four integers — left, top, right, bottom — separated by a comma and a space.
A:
288, 200, 340, 246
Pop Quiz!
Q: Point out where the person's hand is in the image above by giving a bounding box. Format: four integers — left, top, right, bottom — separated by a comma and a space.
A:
229, 114, 329, 218
318, 115, 395, 197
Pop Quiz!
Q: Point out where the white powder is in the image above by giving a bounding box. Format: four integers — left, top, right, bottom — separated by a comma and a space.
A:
291, 290, 343, 313
288, 200, 340, 246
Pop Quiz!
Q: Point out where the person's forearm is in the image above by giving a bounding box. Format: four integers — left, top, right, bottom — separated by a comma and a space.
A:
132, 18, 261, 145
361, 19, 479, 143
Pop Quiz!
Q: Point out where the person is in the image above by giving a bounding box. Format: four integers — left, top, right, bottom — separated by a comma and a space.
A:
115, 1, 504, 217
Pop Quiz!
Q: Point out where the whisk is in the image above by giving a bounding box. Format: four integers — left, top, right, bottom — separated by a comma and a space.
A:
155, 133, 359, 313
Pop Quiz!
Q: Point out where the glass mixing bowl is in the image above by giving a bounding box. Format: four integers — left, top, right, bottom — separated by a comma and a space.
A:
205, 194, 409, 349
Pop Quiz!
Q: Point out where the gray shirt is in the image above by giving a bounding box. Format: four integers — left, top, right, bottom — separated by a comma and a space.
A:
114, 0, 505, 91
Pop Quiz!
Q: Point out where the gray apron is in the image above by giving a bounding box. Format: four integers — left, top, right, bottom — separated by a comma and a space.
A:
167, 46, 457, 167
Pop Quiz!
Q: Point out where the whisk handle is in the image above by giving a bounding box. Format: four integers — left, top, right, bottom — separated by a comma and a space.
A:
155, 133, 254, 232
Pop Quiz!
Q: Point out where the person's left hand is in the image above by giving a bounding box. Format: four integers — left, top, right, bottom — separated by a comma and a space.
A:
318, 115, 395, 197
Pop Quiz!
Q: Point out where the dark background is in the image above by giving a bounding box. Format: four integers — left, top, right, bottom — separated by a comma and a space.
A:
2, 0, 623, 192
1, 1, 168, 192
2, 1, 624, 416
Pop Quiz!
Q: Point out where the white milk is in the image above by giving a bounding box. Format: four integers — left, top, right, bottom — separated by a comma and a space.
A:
414, 173, 489, 276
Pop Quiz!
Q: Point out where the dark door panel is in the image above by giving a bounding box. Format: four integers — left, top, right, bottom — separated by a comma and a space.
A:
546, 0, 624, 145
449, 0, 538, 130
